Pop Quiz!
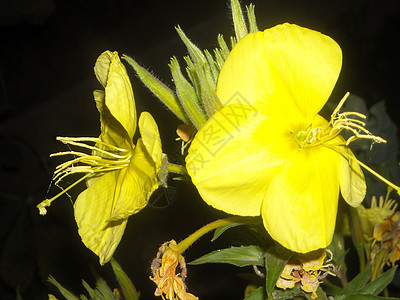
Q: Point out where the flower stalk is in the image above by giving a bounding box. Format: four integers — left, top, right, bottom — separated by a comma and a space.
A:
177, 216, 246, 253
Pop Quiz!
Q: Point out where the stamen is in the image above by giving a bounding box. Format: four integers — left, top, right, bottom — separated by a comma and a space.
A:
56, 137, 130, 159
38, 136, 133, 214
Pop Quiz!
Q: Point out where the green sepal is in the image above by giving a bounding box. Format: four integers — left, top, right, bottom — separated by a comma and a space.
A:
122, 54, 190, 123
265, 244, 293, 297
110, 258, 139, 300
169, 56, 207, 129
189, 245, 264, 267
217, 34, 230, 60
230, 0, 248, 41
175, 26, 207, 66
195, 61, 221, 117
246, 4, 258, 33
204, 49, 219, 83
175, 26, 222, 117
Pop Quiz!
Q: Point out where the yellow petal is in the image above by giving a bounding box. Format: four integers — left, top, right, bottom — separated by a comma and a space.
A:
339, 147, 366, 207
217, 23, 342, 122
94, 50, 137, 140
109, 137, 159, 221
186, 103, 286, 216
138, 111, 162, 171
262, 143, 341, 253
74, 171, 128, 265
93, 89, 132, 150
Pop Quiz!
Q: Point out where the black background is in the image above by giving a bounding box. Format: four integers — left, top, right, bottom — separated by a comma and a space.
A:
1, 0, 400, 299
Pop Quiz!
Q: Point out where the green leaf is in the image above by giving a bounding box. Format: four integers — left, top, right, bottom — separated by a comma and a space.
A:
335, 294, 399, 300
211, 222, 243, 241
48, 276, 80, 300
189, 245, 264, 267
270, 286, 304, 300
82, 280, 96, 299
359, 266, 397, 296
94, 276, 116, 299
265, 245, 293, 297
340, 264, 373, 295
244, 286, 265, 300
110, 258, 139, 300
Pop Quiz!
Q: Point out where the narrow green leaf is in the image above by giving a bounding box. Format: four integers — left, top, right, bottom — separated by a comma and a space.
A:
122, 55, 190, 123
211, 222, 243, 241
271, 286, 305, 300
246, 4, 258, 33
110, 258, 139, 300
189, 245, 264, 267
265, 245, 293, 297
48, 276, 80, 300
169, 57, 207, 129
230, 0, 248, 40
340, 264, 373, 295
335, 294, 399, 300
82, 280, 96, 299
360, 266, 397, 296
94, 276, 117, 299
244, 286, 265, 300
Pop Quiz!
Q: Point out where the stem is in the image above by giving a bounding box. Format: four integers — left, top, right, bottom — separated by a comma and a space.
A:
177, 216, 246, 253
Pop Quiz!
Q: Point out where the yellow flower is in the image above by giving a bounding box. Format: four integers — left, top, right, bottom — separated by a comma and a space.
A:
150, 240, 198, 300
186, 23, 380, 253
38, 50, 163, 265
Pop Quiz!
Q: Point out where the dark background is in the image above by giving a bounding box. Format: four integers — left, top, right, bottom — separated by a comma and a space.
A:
1, 0, 400, 299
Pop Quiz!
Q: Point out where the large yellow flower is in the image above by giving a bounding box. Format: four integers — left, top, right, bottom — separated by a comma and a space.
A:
186, 24, 368, 253
38, 51, 163, 264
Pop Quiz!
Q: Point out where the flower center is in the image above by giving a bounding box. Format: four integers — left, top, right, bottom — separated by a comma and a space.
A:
294, 92, 386, 150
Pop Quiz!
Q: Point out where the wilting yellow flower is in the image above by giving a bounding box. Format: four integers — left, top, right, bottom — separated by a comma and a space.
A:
276, 250, 333, 299
150, 240, 198, 300
185, 23, 385, 253
38, 51, 163, 265
373, 211, 400, 266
